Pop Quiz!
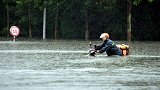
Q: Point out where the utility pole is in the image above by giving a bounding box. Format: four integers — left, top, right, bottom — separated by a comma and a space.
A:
43, 8, 46, 39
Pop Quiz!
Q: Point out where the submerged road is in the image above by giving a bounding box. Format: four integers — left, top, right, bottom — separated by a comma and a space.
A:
0, 40, 160, 90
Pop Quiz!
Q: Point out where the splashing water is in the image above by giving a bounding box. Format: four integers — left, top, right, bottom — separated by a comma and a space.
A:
0, 40, 160, 90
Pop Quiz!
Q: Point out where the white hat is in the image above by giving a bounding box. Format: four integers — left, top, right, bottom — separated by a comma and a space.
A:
100, 33, 109, 39
100, 33, 106, 38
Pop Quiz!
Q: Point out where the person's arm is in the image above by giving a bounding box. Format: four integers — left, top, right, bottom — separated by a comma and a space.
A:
95, 42, 105, 50
99, 41, 113, 53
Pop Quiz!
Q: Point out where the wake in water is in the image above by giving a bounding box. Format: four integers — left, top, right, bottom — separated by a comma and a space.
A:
0, 50, 88, 53
0, 50, 160, 58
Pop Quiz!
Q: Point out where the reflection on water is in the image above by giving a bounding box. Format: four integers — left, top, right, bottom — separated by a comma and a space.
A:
0, 40, 160, 90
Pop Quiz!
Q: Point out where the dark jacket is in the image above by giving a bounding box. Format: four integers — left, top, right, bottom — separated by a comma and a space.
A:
95, 39, 122, 56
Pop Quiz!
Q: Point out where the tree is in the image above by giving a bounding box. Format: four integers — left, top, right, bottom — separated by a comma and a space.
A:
0, 0, 6, 36
16, 0, 43, 38
84, 0, 90, 41
0, 0, 159, 40
2, 0, 16, 37
16, 0, 33, 38
28, 0, 32, 38
127, 0, 132, 41
132, 0, 155, 40
54, 3, 60, 40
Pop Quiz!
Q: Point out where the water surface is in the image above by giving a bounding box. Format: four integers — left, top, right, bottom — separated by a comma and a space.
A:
0, 40, 160, 90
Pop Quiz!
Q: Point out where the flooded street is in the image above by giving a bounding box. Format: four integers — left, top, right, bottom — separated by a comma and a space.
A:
0, 40, 160, 90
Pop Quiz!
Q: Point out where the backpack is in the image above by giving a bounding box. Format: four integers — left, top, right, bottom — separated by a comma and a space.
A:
116, 44, 130, 56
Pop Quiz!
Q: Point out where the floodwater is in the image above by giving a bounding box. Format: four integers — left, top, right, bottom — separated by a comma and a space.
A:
0, 40, 160, 90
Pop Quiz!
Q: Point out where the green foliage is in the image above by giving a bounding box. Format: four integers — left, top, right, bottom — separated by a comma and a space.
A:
0, 0, 159, 40
0, 0, 6, 35
133, 0, 155, 5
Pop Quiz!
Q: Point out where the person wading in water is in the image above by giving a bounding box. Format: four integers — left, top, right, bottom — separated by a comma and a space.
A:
95, 33, 122, 56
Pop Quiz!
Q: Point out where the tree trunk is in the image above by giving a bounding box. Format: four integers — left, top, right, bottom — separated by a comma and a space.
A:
28, 3, 32, 38
54, 3, 59, 40
127, 0, 131, 41
6, 3, 10, 37
85, 10, 89, 41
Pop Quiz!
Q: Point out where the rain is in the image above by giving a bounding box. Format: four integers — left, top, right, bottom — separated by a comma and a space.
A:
0, 40, 160, 90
